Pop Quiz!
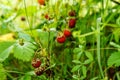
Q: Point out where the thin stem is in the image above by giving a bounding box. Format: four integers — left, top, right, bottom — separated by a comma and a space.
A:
23, 0, 33, 36
4, 70, 25, 74
79, 31, 97, 38
88, 47, 118, 51
97, 18, 104, 78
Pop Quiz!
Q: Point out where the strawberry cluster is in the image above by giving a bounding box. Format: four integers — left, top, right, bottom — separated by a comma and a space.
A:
31, 48, 52, 76
31, 58, 45, 76
56, 10, 76, 43
35, 1, 77, 76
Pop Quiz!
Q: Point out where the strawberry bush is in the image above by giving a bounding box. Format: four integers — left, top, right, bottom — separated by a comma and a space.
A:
0, 0, 120, 80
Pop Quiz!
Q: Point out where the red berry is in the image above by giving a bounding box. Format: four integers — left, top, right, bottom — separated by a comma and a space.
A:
64, 29, 71, 37
38, 0, 45, 5
56, 35, 66, 43
45, 14, 50, 20
32, 58, 41, 68
69, 10, 76, 16
35, 67, 45, 76
68, 18, 76, 28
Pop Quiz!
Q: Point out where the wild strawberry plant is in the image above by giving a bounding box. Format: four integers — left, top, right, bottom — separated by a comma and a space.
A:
0, 0, 120, 80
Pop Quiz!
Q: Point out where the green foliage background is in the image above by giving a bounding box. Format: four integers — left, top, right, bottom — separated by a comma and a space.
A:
0, 0, 120, 80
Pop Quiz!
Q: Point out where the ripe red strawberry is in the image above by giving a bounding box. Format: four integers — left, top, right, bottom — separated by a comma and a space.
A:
38, 0, 45, 5
32, 58, 41, 68
35, 67, 45, 76
64, 29, 71, 37
68, 18, 76, 28
69, 10, 76, 16
56, 35, 66, 43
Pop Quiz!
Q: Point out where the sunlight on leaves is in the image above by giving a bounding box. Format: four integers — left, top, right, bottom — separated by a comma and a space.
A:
13, 41, 36, 61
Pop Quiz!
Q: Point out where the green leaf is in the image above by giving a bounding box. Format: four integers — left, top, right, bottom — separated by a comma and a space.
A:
112, 29, 120, 43
0, 41, 14, 62
85, 51, 93, 61
38, 31, 55, 48
20, 6, 37, 16
0, 63, 6, 80
71, 65, 81, 72
84, 59, 92, 64
80, 66, 87, 79
116, 17, 120, 26
19, 75, 31, 80
0, 41, 15, 52
72, 60, 81, 64
82, 66, 87, 78
72, 75, 79, 80
4, 13, 17, 23
26, 71, 35, 76
107, 52, 120, 67
18, 32, 33, 42
73, 48, 81, 53
73, 48, 83, 60
0, 46, 13, 62
13, 42, 36, 61
25, 42, 36, 49
110, 42, 120, 48
90, 77, 99, 80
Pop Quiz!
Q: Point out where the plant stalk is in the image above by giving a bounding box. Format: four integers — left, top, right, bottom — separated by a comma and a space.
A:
97, 18, 104, 78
